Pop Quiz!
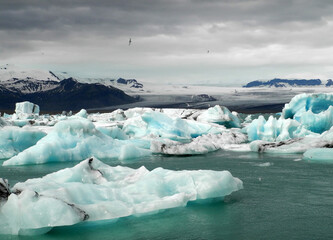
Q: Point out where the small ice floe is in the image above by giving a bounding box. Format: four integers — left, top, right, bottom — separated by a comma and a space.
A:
253, 162, 273, 167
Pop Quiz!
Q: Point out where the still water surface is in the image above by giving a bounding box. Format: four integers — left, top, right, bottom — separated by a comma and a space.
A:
0, 150, 332, 240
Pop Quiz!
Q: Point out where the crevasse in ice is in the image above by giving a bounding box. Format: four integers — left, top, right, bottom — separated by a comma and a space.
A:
0, 157, 243, 235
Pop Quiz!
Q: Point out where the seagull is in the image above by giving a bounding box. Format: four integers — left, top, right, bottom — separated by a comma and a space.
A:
129, 38, 132, 46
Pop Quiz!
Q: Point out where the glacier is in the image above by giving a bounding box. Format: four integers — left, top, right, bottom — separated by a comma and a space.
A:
0, 157, 243, 235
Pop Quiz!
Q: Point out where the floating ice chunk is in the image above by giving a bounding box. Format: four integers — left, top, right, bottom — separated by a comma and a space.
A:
151, 130, 247, 155
3, 118, 150, 166
197, 105, 241, 128
0, 158, 243, 235
253, 162, 273, 167
123, 111, 221, 142
13, 101, 39, 120
0, 126, 46, 159
250, 137, 326, 153
250, 125, 333, 153
282, 93, 333, 119
303, 147, 333, 162
244, 115, 314, 142
282, 93, 333, 133
75, 109, 88, 118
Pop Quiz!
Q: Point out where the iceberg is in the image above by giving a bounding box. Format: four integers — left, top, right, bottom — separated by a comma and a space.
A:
282, 93, 333, 119
244, 115, 312, 142
151, 131, 247, 155
197, 105, 241, 128
75, 109, 88, 118
0, 158, 243, 235
303, 147, 333, 162
13, 101, 40, 120
0, 126, 46, 159
3, 118, 150, 166
123, 111, 222, 142
282, 93, 333, 134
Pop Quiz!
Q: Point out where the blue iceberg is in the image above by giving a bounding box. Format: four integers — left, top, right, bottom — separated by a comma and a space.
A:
0, 126, 46, 159
3, 118, 150, 166
0, 158, 243, 235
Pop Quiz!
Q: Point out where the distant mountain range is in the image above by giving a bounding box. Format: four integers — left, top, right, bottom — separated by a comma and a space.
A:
243, 78, 333, 88
0, 65, 140, 112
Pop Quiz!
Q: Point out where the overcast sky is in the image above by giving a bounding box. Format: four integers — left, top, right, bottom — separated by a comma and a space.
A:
2, 0, 333, 85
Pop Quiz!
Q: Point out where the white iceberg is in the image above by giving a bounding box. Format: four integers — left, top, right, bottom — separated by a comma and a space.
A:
13, 101, 40, 120
151, 131, 247, 155
0, 158, 243, 235
197, 105, 241, 128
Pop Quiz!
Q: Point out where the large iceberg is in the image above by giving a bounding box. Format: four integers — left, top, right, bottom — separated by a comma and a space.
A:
282, 93, 333, 134
122, 111, 222, 142
0, 158, 243, 235
3, 118, 150, 166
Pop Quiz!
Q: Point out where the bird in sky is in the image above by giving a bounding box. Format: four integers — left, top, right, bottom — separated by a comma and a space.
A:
129, 38, 132, 46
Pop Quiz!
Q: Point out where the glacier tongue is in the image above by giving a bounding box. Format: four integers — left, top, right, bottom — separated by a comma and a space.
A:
0, 157, 243, 235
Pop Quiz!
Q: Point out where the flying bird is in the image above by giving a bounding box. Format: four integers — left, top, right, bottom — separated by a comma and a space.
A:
129, 38, 132, 46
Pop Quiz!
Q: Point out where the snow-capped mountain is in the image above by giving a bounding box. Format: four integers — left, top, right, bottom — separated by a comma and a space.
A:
55, 72, 144, 93
0, 65, 144, 94
0, 65, 138, 112
0, 64, 60, 93
243, 78, 333, 88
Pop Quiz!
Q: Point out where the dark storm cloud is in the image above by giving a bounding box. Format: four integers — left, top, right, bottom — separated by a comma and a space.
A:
2, 0, 333, 32
2, 0, 333, 83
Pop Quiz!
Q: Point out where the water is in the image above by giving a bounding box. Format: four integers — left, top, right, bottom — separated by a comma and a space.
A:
1, 150, 332, 240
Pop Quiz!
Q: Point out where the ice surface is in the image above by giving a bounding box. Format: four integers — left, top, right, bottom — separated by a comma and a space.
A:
75, 109, 88, 118
197, 105, 241, 128
3, 118, 150, 166
0, 158, 243, 235
151, 131, 247, 155
0, 126, 46, 159
303, 148, 333, 161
